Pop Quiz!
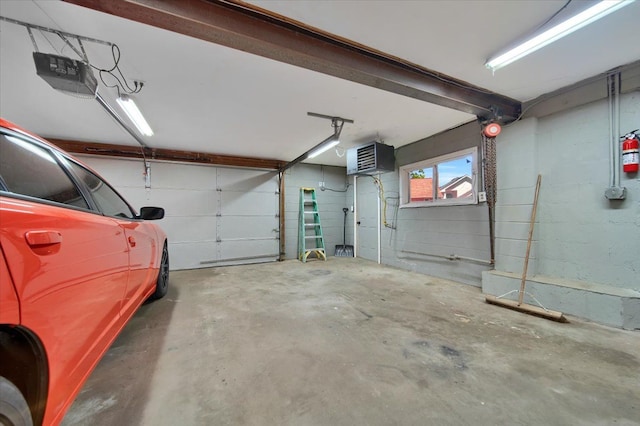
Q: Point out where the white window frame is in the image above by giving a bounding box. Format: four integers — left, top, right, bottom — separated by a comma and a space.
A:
399, 147, 478, 208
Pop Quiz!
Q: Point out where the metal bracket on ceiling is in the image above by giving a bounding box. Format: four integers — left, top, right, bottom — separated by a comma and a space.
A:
476, 105, 505, 126
0, 16, 113, 47
279, 112, 355, 172
307, 112, 354, 125
0, 16, 112, 66
307, 111, 354, 142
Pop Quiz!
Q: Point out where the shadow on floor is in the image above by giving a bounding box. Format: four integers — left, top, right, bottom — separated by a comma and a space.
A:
61, 284, 180, 425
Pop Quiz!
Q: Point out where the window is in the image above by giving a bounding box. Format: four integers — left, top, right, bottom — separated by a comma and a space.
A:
399, 147, 478, 207
66, 161, 135, 219
0, 134, 89, 209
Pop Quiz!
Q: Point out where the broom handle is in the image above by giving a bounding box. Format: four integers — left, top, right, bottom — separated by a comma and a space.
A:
519, 175, 542, 306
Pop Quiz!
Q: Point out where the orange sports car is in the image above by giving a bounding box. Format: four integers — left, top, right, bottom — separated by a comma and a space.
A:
0, 118, 169, 426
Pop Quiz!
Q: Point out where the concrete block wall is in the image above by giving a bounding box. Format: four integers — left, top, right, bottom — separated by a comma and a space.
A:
483, 87, 640, 329
353, 123, 493, 287
536, 96, 639, 288
283, 164, 351, 260
492, 118, 540, 275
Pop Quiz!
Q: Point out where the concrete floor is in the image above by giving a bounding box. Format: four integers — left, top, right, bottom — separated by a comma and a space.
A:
62, 258, 640, 426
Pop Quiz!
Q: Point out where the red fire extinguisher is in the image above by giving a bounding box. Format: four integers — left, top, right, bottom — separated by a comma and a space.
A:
622, 130, 639, 173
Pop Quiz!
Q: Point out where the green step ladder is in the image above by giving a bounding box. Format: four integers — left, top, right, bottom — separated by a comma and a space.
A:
298, 187, 326, 262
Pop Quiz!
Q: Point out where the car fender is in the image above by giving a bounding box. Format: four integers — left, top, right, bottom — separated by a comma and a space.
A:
155, 226, 167, 265
0, 244, 20, 324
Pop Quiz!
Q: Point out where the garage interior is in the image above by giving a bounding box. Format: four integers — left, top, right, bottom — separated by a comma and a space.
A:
1, 0, 639, 424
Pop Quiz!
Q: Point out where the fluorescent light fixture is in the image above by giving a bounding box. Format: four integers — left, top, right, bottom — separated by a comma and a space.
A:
116, 94, 154, 136
486, 0, 634, 71
307, 138, 340, 158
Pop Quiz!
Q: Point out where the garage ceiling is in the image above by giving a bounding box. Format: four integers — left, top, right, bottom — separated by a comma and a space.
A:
1, 0, 639, 167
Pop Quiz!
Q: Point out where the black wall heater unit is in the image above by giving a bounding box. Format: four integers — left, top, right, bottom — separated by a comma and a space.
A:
346, 142, 395, 176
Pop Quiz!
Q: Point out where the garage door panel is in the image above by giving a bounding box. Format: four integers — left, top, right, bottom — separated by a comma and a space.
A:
217, 168, 279, 263
80, 157, 218, 191
220, 191, 277, 215
153, 189, 215, 216
217, 168, 278, 192
151, 162, 217, 190
161, 216, 217, 243
219, 216, 278, 240
77, 156, 143, 187
169, 240, 217, 270
219, 240, 278, 261
83, 157, 279, 269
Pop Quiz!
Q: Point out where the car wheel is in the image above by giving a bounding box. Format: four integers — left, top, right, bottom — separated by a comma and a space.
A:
150, 242, 169, 300
0, 377, 33, 426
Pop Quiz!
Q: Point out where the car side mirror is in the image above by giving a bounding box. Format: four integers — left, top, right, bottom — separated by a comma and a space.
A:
139, 207, 165, 220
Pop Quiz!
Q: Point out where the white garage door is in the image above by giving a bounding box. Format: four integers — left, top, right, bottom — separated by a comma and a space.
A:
80, 156, 280, 270
213, 167, 280, 266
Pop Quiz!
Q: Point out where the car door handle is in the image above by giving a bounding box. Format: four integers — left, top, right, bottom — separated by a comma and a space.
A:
128, 236, 136, 247
25, 230, 62, 247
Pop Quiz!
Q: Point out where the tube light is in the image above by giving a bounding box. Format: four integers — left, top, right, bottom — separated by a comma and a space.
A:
485, 0, 634, 71
307, 139, 340, 158
116, 94, 154, 136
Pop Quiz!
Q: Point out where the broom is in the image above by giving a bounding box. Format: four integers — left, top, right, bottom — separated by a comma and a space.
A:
485, 175, 567, 322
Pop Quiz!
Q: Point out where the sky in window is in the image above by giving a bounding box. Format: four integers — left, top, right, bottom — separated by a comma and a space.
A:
437, 155, 472, 185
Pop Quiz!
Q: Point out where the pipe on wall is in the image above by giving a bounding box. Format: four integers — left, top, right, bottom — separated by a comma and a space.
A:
609, 72, 621, 187
279, 171, 285, 260
605, 71, 626, 200
377, 175, 381, 264
353, 175, 358, 258
400, 249, 493, 266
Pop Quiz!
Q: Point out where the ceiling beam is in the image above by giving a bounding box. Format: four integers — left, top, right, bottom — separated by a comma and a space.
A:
63, 0, 521, 122
49, 139, 285, 169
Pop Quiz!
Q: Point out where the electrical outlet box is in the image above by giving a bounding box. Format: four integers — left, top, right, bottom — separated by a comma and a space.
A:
319, 181, 324, 188
478, 192, 487, 202
605, 186, 626, 200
